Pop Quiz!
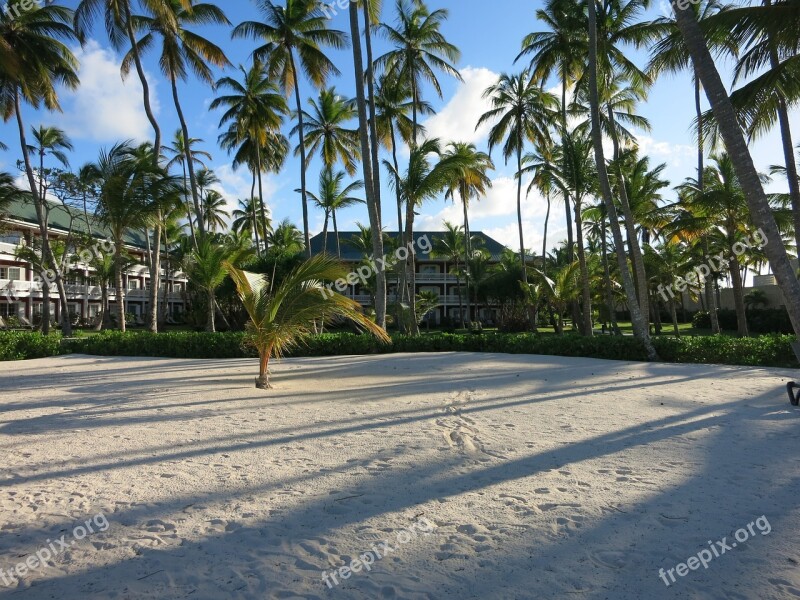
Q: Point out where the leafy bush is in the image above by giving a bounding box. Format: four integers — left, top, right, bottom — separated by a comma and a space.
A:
653, 334, 797, 368
692, 308, 792, 334
3, 329, 799, 369
0, 331, 64, 361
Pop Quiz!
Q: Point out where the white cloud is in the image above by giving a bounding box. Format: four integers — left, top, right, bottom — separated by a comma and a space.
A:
421, 66, 499, 145
56, 40, 158, 143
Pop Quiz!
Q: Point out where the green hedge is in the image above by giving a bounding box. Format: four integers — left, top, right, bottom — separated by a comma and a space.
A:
3, 330, 798, 368
0, 331, 65, 361
59, 330, 800, 368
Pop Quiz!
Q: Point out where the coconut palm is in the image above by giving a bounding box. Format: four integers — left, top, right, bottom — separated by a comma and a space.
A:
303, 168, 364, 257
431, 222, 467, 327
375, 0, 462, 149
185, 233, 251, 332
93, 142, 176, 332
203, 191, 230, 232
517, 0, 587, 258
212, 60, 288, 254
233, 0, 347, 256
129, 0, 231, 234
75, 0, 163, 162
375, 75, 433, 237
268, 218, 305, 255
532, 261, 581, 335
671, 2, 800, 338
585, 0, 656, 358
384, 138, 462, 334
294, 87, 361, 175
0, 3, 79, 337
164, 129, 212, 248
442, 142, 494, 324
478, 70, 558, 282
227, 255, 390, 389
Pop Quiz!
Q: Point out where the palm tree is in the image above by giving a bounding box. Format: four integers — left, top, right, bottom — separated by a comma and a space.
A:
478, 70, 558, 282
349, 0, 387, 329
517, 0, 587, 260
268, 218, 305, 255
93, 142, 170, 332
212, 60, 288, 255
375, 0, 462, 150
131, 0, 231, 234
648, 0, 733, 334
303, 168, 364, 257
185, 234, 251, 332
234, 0, 347, 256
75, 0, 163, 163
294, 87, 361, 175
384, 138, 461, 334
164, 129, 212, 248
442, 142, 494, 324
232, 197, 271, 245
1, 4, 79, 336
203, 190, 230, 232
585, 0, 656, 359
533, 261, 581, 335
671, 1, 800, 338
431, 222, 466, 328
28, 126, 73, 333
375, 75, 432, 237
227, 255, 390, 389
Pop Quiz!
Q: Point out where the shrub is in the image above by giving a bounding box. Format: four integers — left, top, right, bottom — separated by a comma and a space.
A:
0, 331, 64, 361
692, 308, 793, 334
3, 329, 800, 369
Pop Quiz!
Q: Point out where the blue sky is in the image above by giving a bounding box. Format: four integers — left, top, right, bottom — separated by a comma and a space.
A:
2, 0, 798, 252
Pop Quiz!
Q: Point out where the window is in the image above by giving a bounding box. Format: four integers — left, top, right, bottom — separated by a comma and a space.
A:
0, 267, 21, 281
87, 277, 99, 287
66, 273, 82, 286
0, 233, 22, 246
0, 303, 18, 318
420, 265, 440, 274
32, 303, 43, 316
128, 279, 140, 290
88, 305, 100, 318
173, 282, 183, 293
68, 304, 80, 317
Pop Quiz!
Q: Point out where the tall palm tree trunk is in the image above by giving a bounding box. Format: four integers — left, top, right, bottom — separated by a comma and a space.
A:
695, 72, 721, 335
516, 144, 527, 284
333, 210, 341, 258
255, 143, 269, 254
14, 89, 71, 337
114, 245, 126, 333
729, 254, 749, 336
350, 1, 386, 328
389, 121, 409, 311
171, 77, 204, 235
542, 192, 550, 276
288, 50, 312, 257
574, 198, 593, 335
362, 0, 382, 219
608, 106, 649, 324
600, 217, 621, 335
560, 81, 575, 261
250, 169, 261, 252
461, 189, 472, 324
587, 0, 655, 359
673, 3, 800, 339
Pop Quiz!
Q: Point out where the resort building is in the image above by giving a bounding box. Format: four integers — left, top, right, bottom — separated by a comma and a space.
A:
309, 231, 509, 326
0, 199, 188, 326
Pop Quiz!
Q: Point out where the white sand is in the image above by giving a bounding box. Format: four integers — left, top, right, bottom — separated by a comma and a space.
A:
0, 352, 799, 599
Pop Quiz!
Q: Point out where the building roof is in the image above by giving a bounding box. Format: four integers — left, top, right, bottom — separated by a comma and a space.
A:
310, 231, 509, 262
2, 198, 149, 250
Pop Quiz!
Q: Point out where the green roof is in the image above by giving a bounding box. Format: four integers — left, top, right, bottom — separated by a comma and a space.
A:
310, 231, 509, 261
3, 198, 149, 250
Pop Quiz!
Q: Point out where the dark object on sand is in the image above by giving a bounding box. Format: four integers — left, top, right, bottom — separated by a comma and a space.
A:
787, 382, 800, 406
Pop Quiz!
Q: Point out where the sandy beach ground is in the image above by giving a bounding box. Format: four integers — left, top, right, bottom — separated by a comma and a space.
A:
0, 352, 799, 599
